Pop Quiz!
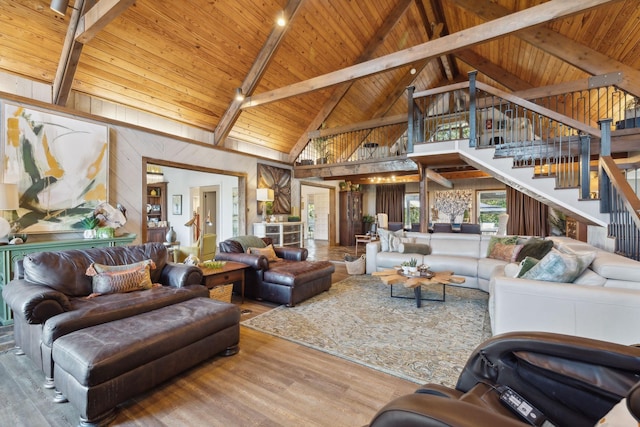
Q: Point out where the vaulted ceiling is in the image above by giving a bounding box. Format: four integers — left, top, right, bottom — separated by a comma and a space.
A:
1, 0, 638, 164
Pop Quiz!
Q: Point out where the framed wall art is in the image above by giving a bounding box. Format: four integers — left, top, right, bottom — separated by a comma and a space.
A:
257, 163, 291, 215
3, 103, 109, 233
172, 195, 182, 215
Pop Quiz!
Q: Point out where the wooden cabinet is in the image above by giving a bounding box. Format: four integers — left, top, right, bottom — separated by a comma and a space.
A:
146, 182, 167, 242
0, 234, 137, 325
253, 222, 304, 247
339, 191, 363, 246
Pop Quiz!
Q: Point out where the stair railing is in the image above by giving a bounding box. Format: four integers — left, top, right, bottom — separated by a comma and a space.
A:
598, 119, 640, 260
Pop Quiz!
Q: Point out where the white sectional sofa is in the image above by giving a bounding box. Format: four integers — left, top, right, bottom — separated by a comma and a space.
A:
365, 232, 640, 345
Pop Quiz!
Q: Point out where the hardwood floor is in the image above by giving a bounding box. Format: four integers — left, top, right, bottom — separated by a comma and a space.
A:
1, 239, 418, 426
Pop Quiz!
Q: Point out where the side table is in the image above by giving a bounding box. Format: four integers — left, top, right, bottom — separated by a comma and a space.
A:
200, 261, 249, 303
355, 234, 378, 256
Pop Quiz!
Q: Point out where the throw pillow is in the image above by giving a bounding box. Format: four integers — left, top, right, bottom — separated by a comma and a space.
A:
378, 228, 405, 252
488, 242, 523, 262
86, 259, 156, 276
516, 256, 539, 278
486, 235, 519, 257
87, 264, 154, 297
234, 235, 266, 252
521, 249, 596, 282
503, 263, 521, 278
389, 236, 413, 252
515, 237, 554, 262
398, 243, 432, 255
248, 244, 280, 262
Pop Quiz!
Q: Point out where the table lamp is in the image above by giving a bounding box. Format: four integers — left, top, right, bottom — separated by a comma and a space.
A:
256, 188, 274, 222
0, 183, 20, 242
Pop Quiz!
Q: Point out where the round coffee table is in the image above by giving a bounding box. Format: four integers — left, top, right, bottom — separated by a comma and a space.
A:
372, 268, 465, 307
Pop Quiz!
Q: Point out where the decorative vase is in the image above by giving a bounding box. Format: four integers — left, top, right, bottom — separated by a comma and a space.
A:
166, 226, 176, 243
83, 229, 96, 239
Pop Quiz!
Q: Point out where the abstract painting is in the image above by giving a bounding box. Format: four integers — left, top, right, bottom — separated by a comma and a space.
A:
3, 103, 109, 233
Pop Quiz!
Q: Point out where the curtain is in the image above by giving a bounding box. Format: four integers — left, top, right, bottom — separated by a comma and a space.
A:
506, 186, 548, 236
376, 184, 405, 223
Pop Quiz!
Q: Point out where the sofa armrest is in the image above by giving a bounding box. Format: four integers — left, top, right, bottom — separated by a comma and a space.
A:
2, 279, 70, 324
366, 241, 382, 274
215, 252, 269, 271
160, 263, 203, 288
274, 246, 308, 261
369, 393, 525, 427
491, 276, 640, 345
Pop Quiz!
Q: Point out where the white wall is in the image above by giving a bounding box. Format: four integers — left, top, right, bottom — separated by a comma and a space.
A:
0, 74, 298, 244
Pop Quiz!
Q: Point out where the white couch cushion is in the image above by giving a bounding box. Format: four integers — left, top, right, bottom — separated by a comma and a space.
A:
424, 254, 478, 277
478, 258, 508, 281
591, 251, 640, 282
429, 233, 482, 257
375, 252, 424, 270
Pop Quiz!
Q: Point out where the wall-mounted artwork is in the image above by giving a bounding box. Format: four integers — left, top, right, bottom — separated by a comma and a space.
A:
3, 103, 109, 233
257, 164, 291, 215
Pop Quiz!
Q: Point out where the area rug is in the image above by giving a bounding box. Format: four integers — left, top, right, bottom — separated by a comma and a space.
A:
242, 275, 492, 387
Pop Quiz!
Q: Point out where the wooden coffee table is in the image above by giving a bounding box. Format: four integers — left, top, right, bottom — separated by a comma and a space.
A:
372, 268, 465, 307
200, 261, 249, 303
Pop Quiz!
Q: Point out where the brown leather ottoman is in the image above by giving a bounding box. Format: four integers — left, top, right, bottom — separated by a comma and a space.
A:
261, 260, 335, 306
52, 298, 240, 426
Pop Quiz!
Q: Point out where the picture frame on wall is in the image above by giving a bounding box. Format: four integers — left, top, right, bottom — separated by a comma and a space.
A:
2, 103, 109, 233
257, 163, 291, 215
172, 195, 182, 215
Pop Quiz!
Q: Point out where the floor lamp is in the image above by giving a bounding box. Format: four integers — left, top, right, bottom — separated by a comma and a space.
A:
257, 188, 274, 222
0, 183, 19, 242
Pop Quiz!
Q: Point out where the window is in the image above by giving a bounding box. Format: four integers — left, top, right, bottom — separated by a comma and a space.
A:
404, 193, 420, 227
477, 190, 506, 233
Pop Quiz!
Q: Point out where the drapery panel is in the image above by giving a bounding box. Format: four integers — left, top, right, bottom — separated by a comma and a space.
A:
375, 184, 405, 223
506, 186, 548, 236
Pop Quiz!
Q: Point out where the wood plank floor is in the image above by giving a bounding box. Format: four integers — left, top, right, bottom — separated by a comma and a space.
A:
1, 240, 419, 426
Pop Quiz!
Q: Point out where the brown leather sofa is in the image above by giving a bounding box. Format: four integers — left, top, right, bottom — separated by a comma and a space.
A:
215, 236, 335, 306
2, 243, 208, 388
369, 332, 640, 427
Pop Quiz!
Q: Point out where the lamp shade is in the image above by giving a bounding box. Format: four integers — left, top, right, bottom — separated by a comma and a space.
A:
257, 188, 274, 202
0, 183, 19, 211
50, 0, 69, 15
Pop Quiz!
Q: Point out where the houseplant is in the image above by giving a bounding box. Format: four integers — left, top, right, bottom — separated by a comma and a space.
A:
362, 214, 375, 233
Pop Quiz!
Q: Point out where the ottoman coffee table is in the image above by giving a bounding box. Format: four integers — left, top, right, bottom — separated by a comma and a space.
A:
372, 268, 465, 307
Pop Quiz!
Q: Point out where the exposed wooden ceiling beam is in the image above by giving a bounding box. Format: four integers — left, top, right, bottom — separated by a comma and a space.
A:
420, 0, 457, 81
451, 0, 640, 98
53, 0, 92, 106
75, 0, 135, 44
216, 0, 305, 147
242, 0, 621, 109
286, 0, 413, 162
454, 49, 534, 92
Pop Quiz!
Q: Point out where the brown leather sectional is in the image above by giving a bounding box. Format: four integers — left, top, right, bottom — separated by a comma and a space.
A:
2, 243, 240, 425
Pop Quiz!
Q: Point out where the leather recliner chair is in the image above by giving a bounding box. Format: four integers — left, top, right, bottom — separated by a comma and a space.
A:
369, 332, 640, 427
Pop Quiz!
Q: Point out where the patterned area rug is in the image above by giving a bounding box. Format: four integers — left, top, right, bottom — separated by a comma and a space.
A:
242, 275, 492, 387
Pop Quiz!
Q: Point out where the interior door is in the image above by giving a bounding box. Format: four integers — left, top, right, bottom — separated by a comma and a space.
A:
203, 190, 217, 235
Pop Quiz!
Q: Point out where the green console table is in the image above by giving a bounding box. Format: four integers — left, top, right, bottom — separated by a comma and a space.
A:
0, 233, 137, 325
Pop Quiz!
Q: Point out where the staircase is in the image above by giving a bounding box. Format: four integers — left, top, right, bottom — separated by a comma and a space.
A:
411, 139, 608, 227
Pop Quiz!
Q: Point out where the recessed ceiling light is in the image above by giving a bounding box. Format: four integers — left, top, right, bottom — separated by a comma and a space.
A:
410, 68, 417, 75
277, 11, 286, 27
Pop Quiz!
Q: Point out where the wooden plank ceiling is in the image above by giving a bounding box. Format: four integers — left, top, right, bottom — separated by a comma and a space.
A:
1, 0, 638, 168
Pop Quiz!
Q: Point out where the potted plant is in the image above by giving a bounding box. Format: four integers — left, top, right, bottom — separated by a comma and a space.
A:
362, 214, 375, 233
79, 213, 100, 238
408, 257, 418, 273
